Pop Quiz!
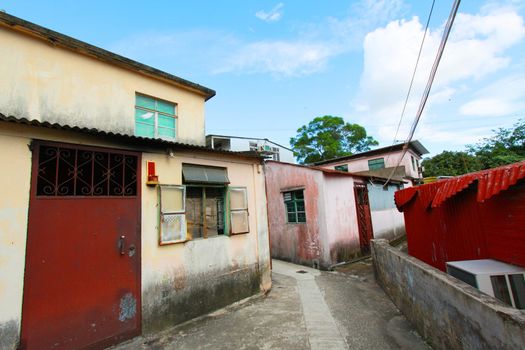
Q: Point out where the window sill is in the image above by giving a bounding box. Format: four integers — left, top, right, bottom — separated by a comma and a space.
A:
230, 231, 250, 236
159, 238, 189, 246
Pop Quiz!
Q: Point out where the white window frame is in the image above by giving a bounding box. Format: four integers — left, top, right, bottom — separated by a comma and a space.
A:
158, 185, 187, 245
229, 187, 250, 235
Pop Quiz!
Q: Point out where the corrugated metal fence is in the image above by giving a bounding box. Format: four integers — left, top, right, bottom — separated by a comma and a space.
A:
395, 161, 525, 271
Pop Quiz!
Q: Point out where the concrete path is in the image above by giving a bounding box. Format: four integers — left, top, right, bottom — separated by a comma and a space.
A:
271, 260, 347, 349
112, 259, 430, 350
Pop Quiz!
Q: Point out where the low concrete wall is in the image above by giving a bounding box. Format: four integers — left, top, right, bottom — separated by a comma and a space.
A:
371, 239, 525, 350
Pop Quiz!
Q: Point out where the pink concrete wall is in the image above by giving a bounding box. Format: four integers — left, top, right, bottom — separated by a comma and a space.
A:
265, 162, 326, 267
322, 175, 361, 263
265, 162, 365, 268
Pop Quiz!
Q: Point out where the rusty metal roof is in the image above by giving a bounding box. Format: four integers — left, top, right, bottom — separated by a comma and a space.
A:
395, 161, 525, 210
0, 113, 263, 161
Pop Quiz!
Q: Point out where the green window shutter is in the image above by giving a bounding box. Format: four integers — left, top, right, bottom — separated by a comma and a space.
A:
368, 158, 385, 170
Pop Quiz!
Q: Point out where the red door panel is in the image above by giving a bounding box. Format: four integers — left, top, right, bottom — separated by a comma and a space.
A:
354, 183, 374, 254
21, 142, 141, 350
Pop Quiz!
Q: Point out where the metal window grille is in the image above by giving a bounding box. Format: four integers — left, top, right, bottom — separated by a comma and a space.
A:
36, 145, 137, 197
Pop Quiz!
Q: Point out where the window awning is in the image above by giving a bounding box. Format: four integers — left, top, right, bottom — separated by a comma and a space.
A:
182, 164, 230, 184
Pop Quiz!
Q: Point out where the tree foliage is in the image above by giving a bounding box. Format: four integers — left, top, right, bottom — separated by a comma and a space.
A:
422, 119, 525, 177
421, 151, 481, 177
290, 115, 378, 164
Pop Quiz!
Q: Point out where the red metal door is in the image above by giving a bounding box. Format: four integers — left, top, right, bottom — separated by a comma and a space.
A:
354, 183, 374, 254
20, 142, 141, 350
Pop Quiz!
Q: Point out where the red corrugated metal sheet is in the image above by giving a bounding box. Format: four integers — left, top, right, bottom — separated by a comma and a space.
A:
396, 160, 525, 271
394, 187, 418, 209
395, 161, 525, 211
432, 161, 525, 207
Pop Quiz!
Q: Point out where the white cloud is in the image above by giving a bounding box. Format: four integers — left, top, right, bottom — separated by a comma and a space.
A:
214, 41, 337, 77
460, 75, 525, 116
353, 6, 525, 146
255, 3, 284, 22
111, 0, 404, 78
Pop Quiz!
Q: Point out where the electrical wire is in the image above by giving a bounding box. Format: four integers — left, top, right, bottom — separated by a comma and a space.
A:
390, 0, 436, 148
384, 0, 461, 186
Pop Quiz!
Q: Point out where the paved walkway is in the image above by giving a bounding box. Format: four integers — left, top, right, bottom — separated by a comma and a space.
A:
113, 259, 429, 349
272, 260, 347, 349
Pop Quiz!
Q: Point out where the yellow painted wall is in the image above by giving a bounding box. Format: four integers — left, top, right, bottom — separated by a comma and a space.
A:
0, 26, 207, 145
0, 133, 31, 330
0, 124, 271, 344
140, 151, 268, 289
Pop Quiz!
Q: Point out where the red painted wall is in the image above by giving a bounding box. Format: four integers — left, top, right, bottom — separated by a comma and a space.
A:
400, 179, 525, 271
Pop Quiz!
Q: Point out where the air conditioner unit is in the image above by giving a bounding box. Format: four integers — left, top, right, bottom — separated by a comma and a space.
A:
446, 259, 525, 309
258, 145, 272, 152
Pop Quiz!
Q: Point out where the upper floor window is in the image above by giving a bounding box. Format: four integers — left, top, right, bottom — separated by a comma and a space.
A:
334, 164, 348, 172
271, 147, 280, 161
411, 155, 416, 171
249, 141, 258, 152
135, 94, 177, 140
368, 158, 385, 170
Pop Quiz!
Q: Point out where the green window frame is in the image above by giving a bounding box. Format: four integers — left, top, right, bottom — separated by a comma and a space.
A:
368, 158, 385, 170
135, 93, 177, 140
334, 164, 348, 172
283, 190, 306, 223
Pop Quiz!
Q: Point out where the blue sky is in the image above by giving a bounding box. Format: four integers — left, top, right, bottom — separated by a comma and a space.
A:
3, 0, 525, 157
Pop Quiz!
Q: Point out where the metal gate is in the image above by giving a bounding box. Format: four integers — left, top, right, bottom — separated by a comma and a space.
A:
354, 183, 374, 254
20, 141, 141, 349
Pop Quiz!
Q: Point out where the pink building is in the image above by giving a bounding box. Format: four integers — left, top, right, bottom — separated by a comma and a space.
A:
313, 141, 429, 186
265, 161, 406, 269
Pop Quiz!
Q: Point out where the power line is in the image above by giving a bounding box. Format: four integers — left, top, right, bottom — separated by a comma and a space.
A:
390, 0, 436, 148
384, 0, 462, 186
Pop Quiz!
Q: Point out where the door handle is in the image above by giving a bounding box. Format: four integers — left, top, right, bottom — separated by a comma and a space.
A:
119, 235, 125, 255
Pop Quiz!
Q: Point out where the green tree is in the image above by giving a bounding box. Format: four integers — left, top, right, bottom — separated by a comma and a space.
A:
467, 119, 525, 169
422, 151, 481, 177
422, 119, 525, 177
290, 115, 378, 164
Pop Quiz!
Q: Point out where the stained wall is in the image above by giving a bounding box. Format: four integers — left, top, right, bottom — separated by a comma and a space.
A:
0, 25, 207, 145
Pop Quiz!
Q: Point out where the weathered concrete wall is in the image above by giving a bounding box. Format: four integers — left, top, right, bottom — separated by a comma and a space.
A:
372, 239, 525, 350
265, 162, 326, 268
367, 182, 406, 241
0, 124, 271, 346
140, 152, 271, 332
0, 132, 31, 350
0, 26, 206, 145
322, 175, 361, 264
370, 210, 405, 241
